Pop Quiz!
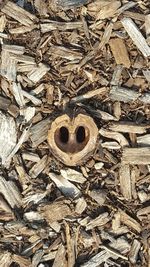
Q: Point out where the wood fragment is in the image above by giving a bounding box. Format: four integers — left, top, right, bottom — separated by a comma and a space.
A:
119, 164, 132, 200
122, 147, 150, 165
110, 86, 139, 102
121, 17, 150, 57
39, 202, 71, 224
1, 1, 38, 26
109, 38, 130, 68
120, 210, 141, 233
49, 172, 81, 199
129, 239, 141, 264
109, 121, 148, 134
99, 128, 129, 147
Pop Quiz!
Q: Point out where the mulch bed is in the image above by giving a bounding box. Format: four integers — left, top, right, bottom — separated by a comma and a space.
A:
0, 0, 150, 266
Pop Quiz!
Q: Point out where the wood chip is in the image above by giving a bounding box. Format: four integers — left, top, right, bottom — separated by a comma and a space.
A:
1, 1, 38, 26
109, 38, 130, 68
119, 164, 132, 200
121, 17, 150, 57
109, 121, 148, 134
49, 172, 81, 199
0, 112, 17, 165
122, 147, 150, 165
39, 202, 71, 224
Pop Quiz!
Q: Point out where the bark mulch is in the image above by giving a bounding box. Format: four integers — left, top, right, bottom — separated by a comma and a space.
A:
0, 0, 150, 266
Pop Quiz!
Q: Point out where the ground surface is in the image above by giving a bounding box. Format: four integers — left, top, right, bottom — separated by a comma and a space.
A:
0, 0, 150, 266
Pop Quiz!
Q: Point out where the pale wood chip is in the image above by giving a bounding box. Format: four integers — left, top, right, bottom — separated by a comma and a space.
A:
86, 212, 110, 230
99, 128, 129, 147
11, 82, 25, 108
1, 1, 38, 26
119, 164, 132, 200
27, 63, 50, 83
0, 15, 6, 32
49, 172, 81, 199
101, 141, 121, 150
109, 38, 130, 68
96, 1, 121, 20
2, 44, 25, 54
52, 244, 67, 267
80, 250, 114, 267
145, 14, 150, 37
13, 255, 31, 267
143, 70, 150, 82
129, 239, 141, 264
0, 176, 22, 208
137, 134, 150, 146
41, 21, 82, 33
60, 168, 86, 184
121, 17, 150, 57
110, 86, 140, 102
0, 112, 17, 165
30, 118, 50, 147
9, 24, 37, 34
75, 197, 87, 214
29, 155, 48, 178
38, 202, 71, 224
111, 65, 123, 86
22, 152, 40, 162
65, 222, 75, 267
122, 147, 150, 165
137, 206, 150, 219
120, 210, 141, 233
71, 87, 107, 102
4, 127, 30, 166
1, 50, 17, 81
0, 252, 12, 267
23, 90, 42, 105
109, 121, 148, 134
99, 22, 113, 49
49, 45, 82, 61
89, 190, 106, 206
0, 195, 15, 221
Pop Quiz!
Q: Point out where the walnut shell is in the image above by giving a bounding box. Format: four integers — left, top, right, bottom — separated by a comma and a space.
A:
47, 113, 98, 166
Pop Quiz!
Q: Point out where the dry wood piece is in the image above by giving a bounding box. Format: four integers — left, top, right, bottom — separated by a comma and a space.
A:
86, 212, 110, 230
109, 38, 130, 68
120, 210, 141, 233
29, 155, 48, 178
1, 1, 38, 26
60, 168, 86, 184
99, 128, 129, 147
38, 202, 71, 224
49, 45, 82, 61
109, 121, 148, 134
0, 195, 15, 221
27, 63, 50, 84
119, 164, 132, 200
53, 0, 89, 9
71, 87, 107, 102
48, 113, 98, 166
41, 21, 82, 33
122, 147, 150, 165
96, 0, 121, 20
121, 17, 150, 58
137, 134, 150, 146
129, 239, 141, 264
0, 111, 17, 165
30, 118, 50, 147
49, 172, 81, 198
0, 176, 22, 208
110, 86, 139, 102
